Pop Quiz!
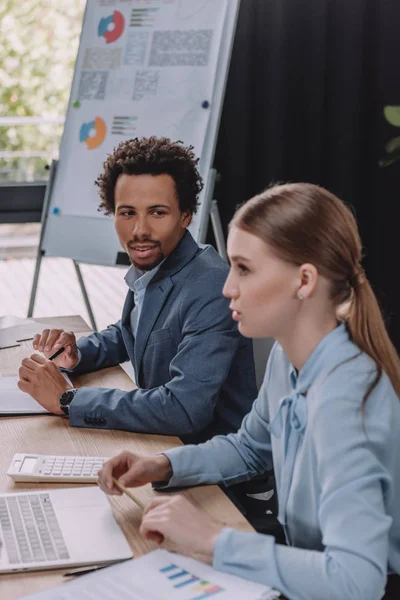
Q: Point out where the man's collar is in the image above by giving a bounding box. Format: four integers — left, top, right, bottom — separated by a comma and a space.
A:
125, 262, 162, 293
150, 230, 199, 283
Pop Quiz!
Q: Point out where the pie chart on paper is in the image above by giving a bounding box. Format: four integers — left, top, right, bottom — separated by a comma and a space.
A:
98, 10, 125, 44
79, 117, 107, 150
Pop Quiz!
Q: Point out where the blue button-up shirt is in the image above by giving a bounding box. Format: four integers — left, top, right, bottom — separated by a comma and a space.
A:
160, 323, 400, 600
125, 263, 163, 338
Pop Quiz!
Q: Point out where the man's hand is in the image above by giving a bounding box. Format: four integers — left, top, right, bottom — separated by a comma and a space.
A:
98, 451, 173, 494
140, 496, 223, 558
33, 329, 79, 370
18, 354, 71, 414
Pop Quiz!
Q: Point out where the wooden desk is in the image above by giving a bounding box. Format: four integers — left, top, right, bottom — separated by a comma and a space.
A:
0, 316, 252, 599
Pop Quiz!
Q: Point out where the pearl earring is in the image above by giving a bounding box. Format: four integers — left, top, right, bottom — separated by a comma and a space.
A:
297, 292, 304, 300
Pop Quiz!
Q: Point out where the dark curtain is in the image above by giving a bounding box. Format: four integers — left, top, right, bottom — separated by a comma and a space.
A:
213, 0, 400, 350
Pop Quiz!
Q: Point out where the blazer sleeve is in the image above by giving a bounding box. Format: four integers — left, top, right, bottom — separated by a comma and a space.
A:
70, 321, 129, 375
213, 373, 393, 600
68, 271, 248, 437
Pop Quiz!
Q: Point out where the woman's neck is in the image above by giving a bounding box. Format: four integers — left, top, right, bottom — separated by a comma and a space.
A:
277, 312, 339, 372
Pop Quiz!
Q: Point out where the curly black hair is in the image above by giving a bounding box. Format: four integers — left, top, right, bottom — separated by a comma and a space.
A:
95, 136, 204, 215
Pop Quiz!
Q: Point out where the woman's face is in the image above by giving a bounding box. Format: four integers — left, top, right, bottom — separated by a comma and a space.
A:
223, 226, 301, 339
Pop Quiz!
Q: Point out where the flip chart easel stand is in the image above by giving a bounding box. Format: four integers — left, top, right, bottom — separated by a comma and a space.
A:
28, 160, 98, 331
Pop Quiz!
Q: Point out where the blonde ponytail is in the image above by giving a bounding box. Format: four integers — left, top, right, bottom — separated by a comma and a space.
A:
345, 275, 400, 404
233, 182, 400, 407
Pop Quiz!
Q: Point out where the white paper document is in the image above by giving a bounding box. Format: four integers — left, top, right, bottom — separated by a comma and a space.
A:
0, 320, 66, 349
22, 549, 280, 599
0, 373, 73, 415
0, 315, 29, 329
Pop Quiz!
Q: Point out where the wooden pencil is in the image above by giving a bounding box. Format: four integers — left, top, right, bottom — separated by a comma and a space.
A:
112, 477, 145, 510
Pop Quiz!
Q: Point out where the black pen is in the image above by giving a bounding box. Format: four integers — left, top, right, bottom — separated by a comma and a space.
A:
48, 346, 65, 361
63, 558, 131, 578
63, 564, 108, 578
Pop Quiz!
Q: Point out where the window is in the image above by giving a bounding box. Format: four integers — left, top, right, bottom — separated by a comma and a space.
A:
0, 1, 85, 182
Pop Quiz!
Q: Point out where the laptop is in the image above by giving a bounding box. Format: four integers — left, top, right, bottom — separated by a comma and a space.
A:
0, 486, 133, 574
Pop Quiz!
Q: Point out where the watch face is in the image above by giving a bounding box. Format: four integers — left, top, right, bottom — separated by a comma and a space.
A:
60, 388, 78, 410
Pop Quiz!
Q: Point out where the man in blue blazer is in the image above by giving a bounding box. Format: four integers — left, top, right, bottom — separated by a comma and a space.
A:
20, 137, 257, 444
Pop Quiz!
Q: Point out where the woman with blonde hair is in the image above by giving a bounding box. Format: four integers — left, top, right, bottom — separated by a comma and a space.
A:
99, 183, 400, 600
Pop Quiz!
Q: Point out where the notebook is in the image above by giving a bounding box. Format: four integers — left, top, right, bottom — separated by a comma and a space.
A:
0, 373, 73, 415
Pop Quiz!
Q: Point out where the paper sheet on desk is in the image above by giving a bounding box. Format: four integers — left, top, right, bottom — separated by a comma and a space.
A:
0, 319, 67, 349
0, 315, 29, 329
21, 549, 280, 600
0, 373, 73, 415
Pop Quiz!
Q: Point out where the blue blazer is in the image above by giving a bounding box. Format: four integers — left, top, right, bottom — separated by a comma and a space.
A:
68, 232, 257, 443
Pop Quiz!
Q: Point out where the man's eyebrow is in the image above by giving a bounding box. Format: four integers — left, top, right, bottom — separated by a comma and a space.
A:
115, 204, 171, 210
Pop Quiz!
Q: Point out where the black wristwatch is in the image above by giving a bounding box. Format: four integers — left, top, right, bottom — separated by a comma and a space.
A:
59, 388, 79, 416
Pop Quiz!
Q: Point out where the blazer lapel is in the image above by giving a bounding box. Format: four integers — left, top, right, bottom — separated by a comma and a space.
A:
134, 277, 174, 379
132, 231, 199, 380
121, 290, 135, 362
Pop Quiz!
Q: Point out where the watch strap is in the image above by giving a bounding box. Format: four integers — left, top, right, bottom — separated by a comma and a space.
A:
59, 388, 78, 416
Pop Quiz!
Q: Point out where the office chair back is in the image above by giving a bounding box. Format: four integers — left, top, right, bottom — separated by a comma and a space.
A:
252, 337, 275, 390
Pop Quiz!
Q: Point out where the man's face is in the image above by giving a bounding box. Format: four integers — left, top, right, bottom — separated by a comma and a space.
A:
114, 173, 191, 271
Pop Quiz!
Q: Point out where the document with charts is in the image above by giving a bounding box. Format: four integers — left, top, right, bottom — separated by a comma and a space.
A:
55, 0, 229, 220
22, 549, 280, 600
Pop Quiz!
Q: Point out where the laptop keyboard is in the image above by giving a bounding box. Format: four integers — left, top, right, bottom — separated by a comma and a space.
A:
0, 493, 69, 564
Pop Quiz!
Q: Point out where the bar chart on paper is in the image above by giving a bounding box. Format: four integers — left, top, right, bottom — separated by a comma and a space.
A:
22, 549, 280, 600
160, 562, 224, 599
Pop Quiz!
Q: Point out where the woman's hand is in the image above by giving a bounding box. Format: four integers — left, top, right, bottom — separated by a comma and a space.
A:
33, 329, 79, 370
140, 495, 224, 560
98, 451, 173, 494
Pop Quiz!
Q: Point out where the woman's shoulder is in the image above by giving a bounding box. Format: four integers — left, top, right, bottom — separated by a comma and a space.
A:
317, 347, 393, 397
309, 348, 398, 431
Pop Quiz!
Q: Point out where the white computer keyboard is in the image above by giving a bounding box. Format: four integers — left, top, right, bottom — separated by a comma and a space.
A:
7, 453, 109, 483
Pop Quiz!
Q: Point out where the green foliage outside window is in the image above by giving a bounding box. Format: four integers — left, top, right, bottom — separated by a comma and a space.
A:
380, 106, 400, 168
0, 0, 85, 181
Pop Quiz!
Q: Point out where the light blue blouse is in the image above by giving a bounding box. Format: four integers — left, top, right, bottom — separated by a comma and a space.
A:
161, 323, 400, 600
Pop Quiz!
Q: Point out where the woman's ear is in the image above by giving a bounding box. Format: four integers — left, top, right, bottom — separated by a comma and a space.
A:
296, 264, 318, 300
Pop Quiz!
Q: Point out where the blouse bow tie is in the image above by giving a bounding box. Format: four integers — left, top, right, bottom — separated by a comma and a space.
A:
269, 390, 308, 531
270, 391, 308, 438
